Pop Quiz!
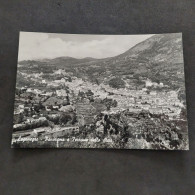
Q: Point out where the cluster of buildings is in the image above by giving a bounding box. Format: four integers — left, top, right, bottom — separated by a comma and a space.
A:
14, 67, 184, 133
63, 77, 184, 119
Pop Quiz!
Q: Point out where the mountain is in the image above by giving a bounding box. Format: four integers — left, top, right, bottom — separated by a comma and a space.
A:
44, 56, 98, 65
67, 33, 185, 90
18, 33, 185, 92
19, 56, 98, 66
117, 33, 183, 64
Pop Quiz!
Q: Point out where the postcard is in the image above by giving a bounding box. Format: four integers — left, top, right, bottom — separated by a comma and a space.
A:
11, 32, 189, 150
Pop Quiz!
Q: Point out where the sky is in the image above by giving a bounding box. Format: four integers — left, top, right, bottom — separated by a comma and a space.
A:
18, 32, 154, 61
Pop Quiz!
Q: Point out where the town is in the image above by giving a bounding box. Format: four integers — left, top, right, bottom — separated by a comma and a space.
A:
12, 65, 188, 150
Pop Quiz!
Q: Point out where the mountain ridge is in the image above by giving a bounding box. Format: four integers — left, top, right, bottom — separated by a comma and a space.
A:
18, 33, 183, 65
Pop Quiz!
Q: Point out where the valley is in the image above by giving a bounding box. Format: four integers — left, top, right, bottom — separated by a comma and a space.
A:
12, 33, 188, 150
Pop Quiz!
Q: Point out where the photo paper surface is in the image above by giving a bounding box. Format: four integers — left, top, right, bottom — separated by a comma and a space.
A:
12, 32, 189, 150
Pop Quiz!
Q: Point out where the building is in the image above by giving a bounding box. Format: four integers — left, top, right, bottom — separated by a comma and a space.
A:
76, 100, 96, 126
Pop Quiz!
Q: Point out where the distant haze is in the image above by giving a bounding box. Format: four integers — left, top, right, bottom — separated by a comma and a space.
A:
18, 32, 154, 61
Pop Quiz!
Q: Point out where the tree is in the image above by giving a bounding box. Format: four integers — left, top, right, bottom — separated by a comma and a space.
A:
59, 113, 72, 125
102, 98, 118, 110
108, 77, 125, 89
180, 108, 187, 119
67, 76, 72, 82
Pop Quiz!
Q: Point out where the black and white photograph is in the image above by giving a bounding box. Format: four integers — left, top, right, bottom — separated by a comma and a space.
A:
11, 32, 189, 150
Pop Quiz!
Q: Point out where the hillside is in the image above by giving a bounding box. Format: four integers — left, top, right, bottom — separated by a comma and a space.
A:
66, 33, 185, 92
18, 33, 185, 92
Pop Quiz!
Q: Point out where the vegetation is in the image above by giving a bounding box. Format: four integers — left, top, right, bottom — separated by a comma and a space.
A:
108, 77, 125, 89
